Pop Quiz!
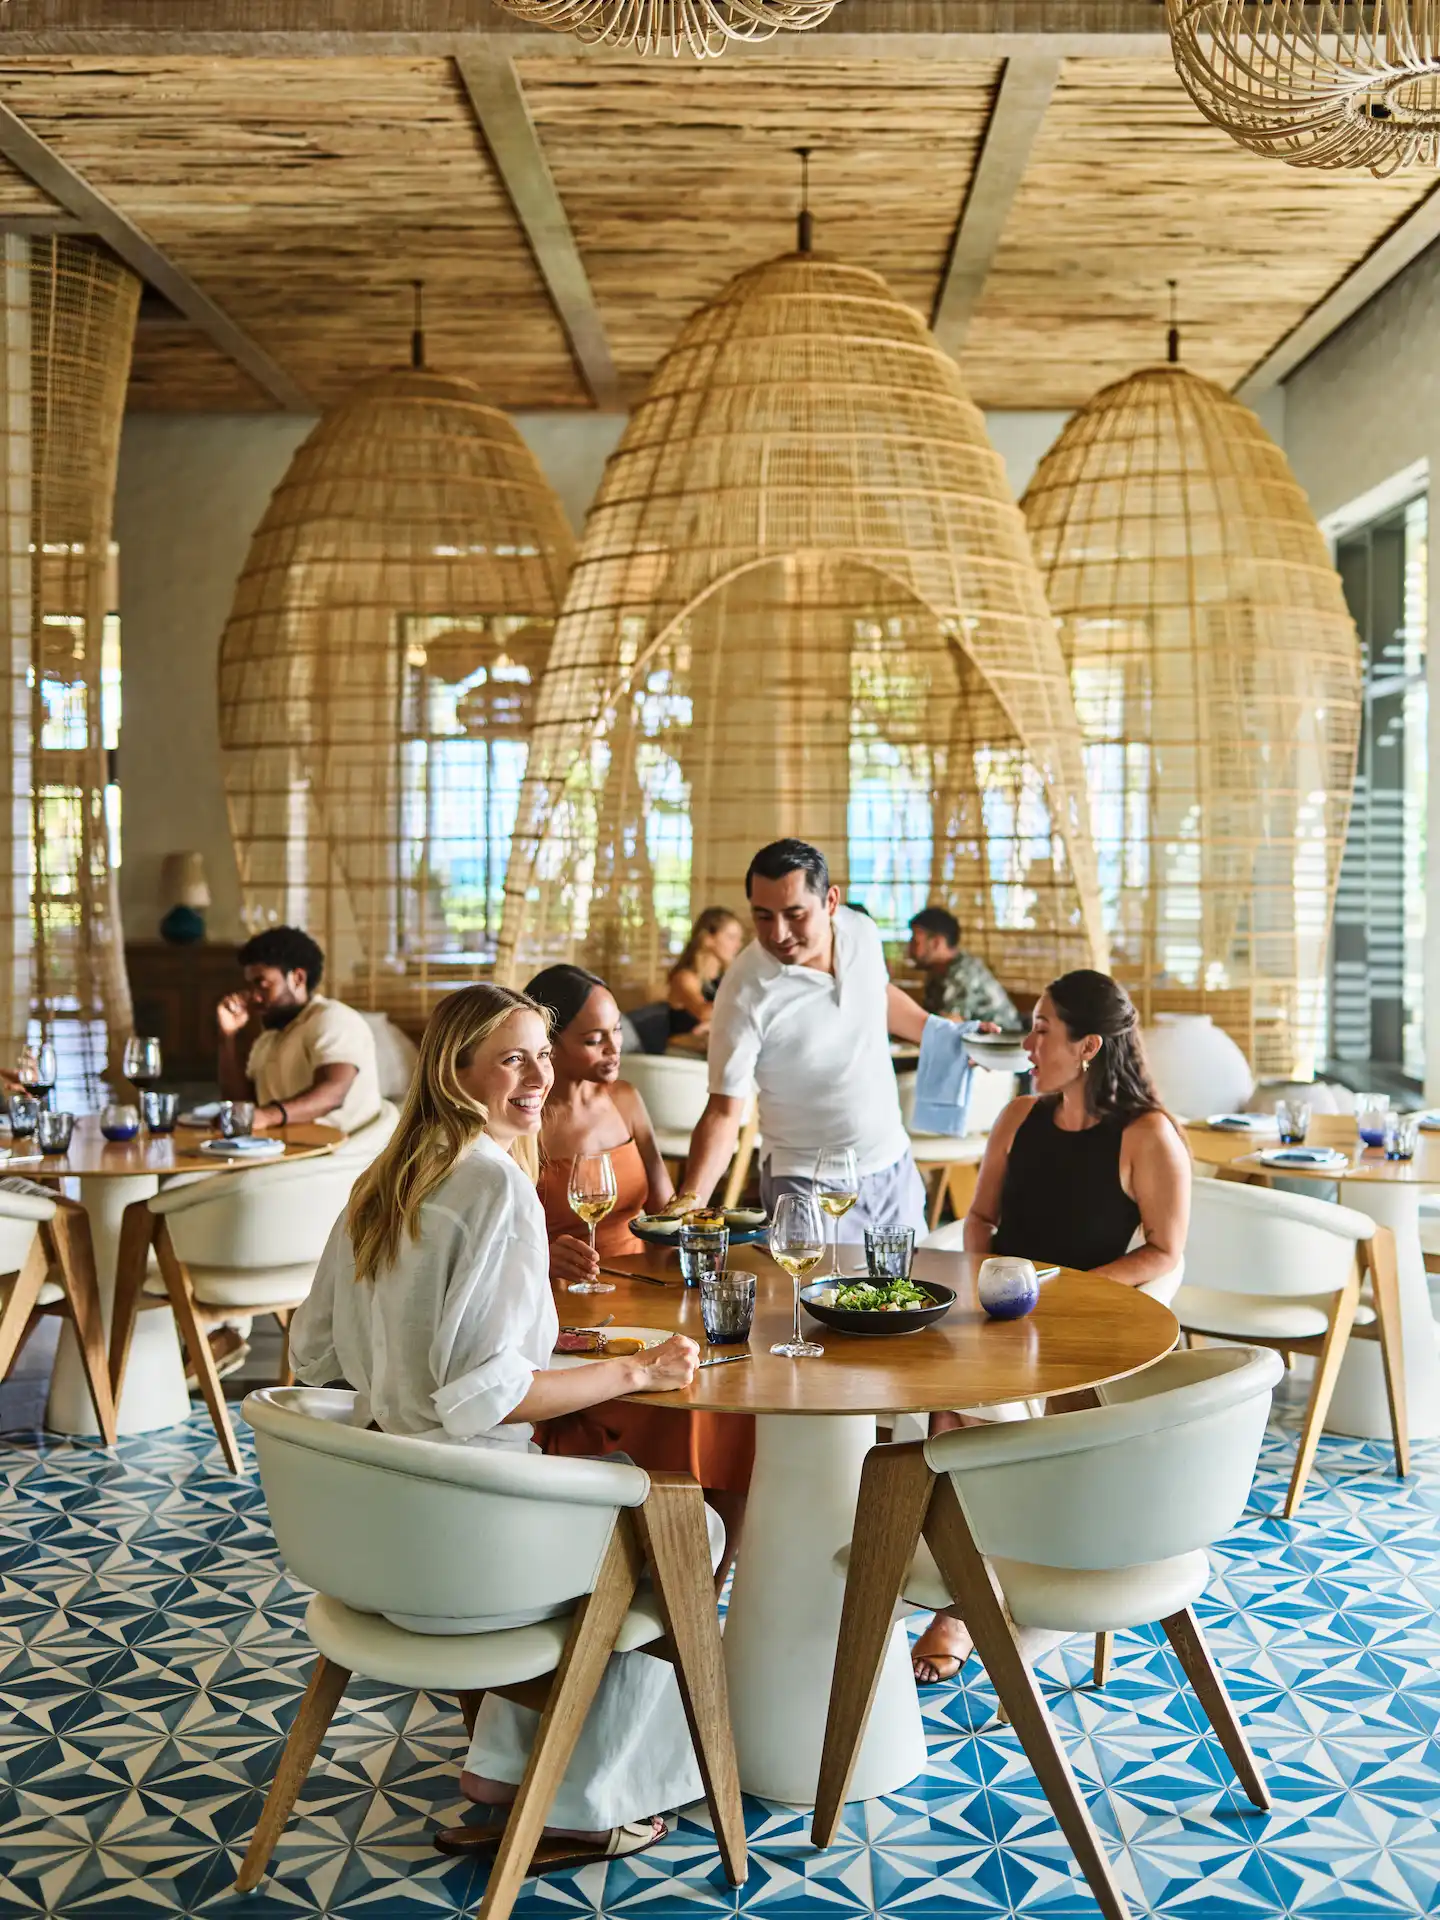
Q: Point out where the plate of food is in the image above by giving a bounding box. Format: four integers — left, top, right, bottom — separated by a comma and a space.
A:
630, 1208, 769, 1247
551, 1325, 670, 1367
799, 1276, 955, 1336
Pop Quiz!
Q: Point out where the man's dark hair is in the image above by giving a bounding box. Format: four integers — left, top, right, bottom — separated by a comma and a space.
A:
237, 925, 325, 991
909, 906, 961, 948
745, 839, 830, 900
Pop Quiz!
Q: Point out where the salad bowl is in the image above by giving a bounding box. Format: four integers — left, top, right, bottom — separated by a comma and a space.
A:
799, 1276, 955, 1336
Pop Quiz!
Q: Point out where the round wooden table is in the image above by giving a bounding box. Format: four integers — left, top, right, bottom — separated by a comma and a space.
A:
1186, 1115, 1440, 1440
21, 1117, 341, 1439
564, 1244, 1178, 1807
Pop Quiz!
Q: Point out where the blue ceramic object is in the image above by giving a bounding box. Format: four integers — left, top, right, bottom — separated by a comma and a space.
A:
160, 903, 206, 944
977, 1256, 1040, 1321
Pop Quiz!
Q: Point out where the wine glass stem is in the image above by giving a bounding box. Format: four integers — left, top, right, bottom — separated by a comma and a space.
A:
588, 1222, 597, 1254
791, 1278, 801, 1347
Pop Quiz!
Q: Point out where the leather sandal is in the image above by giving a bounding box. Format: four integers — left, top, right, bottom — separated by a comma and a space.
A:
433, 1814, 668, 1870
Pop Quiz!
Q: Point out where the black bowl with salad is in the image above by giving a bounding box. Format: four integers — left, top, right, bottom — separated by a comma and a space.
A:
799, 1275, 956, 1336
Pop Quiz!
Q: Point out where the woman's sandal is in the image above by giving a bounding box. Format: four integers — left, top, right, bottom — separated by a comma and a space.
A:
911, 1647, 972, 1687
433, 1814, 669, 1872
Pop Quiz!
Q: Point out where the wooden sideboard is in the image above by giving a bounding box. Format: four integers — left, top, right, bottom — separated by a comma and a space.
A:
125, 940, 244, 1083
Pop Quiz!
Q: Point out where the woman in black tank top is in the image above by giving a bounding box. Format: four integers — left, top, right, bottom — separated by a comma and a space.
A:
909, 970, 1190, 1686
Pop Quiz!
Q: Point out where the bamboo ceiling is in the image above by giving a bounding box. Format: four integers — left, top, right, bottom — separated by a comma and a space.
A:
0, 45, 1430, 412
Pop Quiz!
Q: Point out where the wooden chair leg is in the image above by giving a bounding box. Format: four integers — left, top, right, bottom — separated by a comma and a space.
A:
1363, 1226, 1410, 1481
1283, 1272, 1360, 1520
0, 1235, 50, 1382
1160, 1607, 1268, 1811
273, 1307, 295, 1388
633, 1476, 746, 1887
1092, 1632, 1113, 1689
156, 1220, 245, 1475
110, 1200, 158, 1406
722, 1113, 759, 1211
45, 1208, 118, 1445
945, 1160, 979, 1223
923, 1477, 1132, 1920
476, 1517, 645, 1920
811, 1441, 935, 1850
925, 1167, 947, 1231
234, 1654, 350, 1891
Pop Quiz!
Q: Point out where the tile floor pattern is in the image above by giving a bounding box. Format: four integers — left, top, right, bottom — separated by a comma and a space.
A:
1, 1390, 1438, 1920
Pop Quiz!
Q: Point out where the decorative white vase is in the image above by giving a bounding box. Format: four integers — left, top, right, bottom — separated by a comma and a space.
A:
1140, 1013, 1254, 1120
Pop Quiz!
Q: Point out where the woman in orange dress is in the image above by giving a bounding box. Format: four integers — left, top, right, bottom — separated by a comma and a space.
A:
525, 964, 753, 1561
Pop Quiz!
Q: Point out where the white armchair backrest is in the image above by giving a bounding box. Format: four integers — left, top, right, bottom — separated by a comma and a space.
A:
0, 1186, 53, 1273
329, 1100, 400, 1169
924, 1345, 1282, 1570
153, 1156, 360, 1269
1185, 1176, 1373, 1299
620, 1053, 711, 1134
245, 1387, 651, 1632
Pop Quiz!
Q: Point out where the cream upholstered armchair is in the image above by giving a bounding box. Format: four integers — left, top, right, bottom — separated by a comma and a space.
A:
1174, 1175, 1406, 1516
0, 1187, 115, 1444
812, 1346, 1283, 1920
234, 1388, 745, 1920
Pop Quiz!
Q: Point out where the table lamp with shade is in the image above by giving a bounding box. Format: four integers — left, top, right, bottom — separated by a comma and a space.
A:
158, 851, 211, 944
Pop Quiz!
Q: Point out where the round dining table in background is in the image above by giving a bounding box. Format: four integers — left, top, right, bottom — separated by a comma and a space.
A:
564, 1244, 1179, 1808
21, 1117, 341, 1440
1186, 1115, 1440, 1440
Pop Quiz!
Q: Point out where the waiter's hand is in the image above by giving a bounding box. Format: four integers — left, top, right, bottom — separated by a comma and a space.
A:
551, 1234, 601, 1286
655, 1191, 703, 1219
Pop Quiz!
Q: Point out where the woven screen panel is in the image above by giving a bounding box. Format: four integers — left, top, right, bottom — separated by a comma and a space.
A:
498, 250, 1106, 995
29, 236, 139, 1089
218, 368, 575, 1034
1021, 365, 1362, 1079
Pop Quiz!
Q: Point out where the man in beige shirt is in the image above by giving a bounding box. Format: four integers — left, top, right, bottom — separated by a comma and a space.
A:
217, 925, 381, 1135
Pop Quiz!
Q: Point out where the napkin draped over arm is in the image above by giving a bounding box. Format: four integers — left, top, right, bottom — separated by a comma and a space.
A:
912, 1016, 978, 1137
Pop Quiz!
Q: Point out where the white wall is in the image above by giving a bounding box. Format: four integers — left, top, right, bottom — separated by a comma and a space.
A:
113, 403, 1071, 955
1280, 240, 1440, 1098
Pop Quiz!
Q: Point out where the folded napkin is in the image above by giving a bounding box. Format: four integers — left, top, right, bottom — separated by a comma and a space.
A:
912, 1016, 978, 1137
1264, 1146, 1345, 1166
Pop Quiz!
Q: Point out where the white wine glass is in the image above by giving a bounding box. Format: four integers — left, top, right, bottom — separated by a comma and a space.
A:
813, 1145, 859, 1278
769, 1191, 825, 1358
567, 1150, 618, 1295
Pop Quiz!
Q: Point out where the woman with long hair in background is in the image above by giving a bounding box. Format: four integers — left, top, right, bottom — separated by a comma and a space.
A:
666, 906, 744, 1038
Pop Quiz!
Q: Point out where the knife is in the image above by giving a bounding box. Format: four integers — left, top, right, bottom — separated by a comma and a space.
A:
599, 1264, 673, 1286
696, 1353, 753, 1369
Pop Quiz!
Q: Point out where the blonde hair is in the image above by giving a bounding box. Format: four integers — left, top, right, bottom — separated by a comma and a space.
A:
348, 983, 549, 1284
670, 905, 741, 980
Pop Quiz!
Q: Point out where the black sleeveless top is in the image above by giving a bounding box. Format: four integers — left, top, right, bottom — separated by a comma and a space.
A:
990, 1100, 1142, 1272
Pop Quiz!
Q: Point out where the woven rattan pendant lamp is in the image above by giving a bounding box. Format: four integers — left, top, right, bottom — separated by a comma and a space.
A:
218, 296, 575, 1032
498, 197, 1106, 995
1020, 320, 1362, 1079
0, 235, 138, 1091
492, 0, 839, 55
1168, 0, 1440, 173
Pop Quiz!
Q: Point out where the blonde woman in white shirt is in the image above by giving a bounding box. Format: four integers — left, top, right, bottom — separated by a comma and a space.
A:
289, 982, 701, 1868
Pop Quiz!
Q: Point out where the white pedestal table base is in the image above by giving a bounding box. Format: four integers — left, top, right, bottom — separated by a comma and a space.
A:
722, 1411, 926, 1806
1327, 1180, 1440, 1441
46, 1174, 191, 1438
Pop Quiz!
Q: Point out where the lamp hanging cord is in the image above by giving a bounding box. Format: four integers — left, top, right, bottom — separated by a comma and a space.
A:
1167, 279, 1180, 366
411, 278, 425, 371
795, 146, 813, 256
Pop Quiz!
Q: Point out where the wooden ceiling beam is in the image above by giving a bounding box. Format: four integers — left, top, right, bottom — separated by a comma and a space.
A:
455, 49, 621, 410
1237, 183, 1440, 400
0, 99, 310, 409
931, 50, 1059, 359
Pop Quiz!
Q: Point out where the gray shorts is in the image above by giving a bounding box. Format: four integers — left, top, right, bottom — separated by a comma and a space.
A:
760, 1149, 927, 1243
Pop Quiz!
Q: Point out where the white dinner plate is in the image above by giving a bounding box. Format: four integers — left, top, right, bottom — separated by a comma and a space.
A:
550, 1326, 670, 1368
963, 1038, 1030, 1073
197, 1136, 286, 1160
1256, 1146, 1348, 1170
1419, 1112, 1440, 1132
1205, 1113, 1273, 1130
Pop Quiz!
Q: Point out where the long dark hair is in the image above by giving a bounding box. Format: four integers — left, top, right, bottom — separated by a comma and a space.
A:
1045, 971, 1163, 1127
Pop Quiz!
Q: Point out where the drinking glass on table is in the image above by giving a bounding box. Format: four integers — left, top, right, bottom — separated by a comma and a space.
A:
1384, 1112, 1419, 1162
36, 1109, 74, 1155
813, 1145, 859, 1278
769, 1190, 825, 1358
1275, 1098, 1311, 1146
8, 1093, 37, 1139
219, 1099, 255, 1139
123, 1034, 163, 1092
679, 1215, 729, 1289
566, 1150, 618, 1295
700, 1270, 756, 1346
17, 1041, 56, 1108
1357, 1092, 1391, 1149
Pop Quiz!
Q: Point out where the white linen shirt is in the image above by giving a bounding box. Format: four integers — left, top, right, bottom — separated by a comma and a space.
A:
708, 906, 909, 1178
288, 1133, 557, 1447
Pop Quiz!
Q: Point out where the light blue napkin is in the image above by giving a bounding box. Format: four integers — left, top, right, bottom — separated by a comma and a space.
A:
912, 1016, 979, 1137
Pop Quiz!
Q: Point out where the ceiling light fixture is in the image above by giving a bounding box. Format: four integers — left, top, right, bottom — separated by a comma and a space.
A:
491, 0, 840, 57
1167, 0, 1440, 173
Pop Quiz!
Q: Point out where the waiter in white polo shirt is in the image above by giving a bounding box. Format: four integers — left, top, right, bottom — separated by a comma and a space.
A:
671, 839, 930, 1236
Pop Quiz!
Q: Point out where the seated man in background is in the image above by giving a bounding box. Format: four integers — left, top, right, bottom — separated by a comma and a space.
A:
217, 925, 381, 1135
907, 905, 1018, 1028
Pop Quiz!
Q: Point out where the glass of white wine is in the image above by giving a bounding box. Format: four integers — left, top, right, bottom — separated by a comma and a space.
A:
769, 1191, 825, 1358
813, 1145, 859, 1278
567, 1150, 618, 1295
